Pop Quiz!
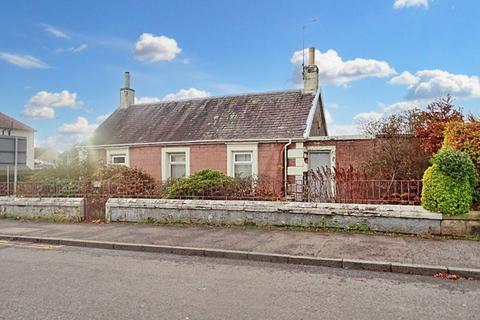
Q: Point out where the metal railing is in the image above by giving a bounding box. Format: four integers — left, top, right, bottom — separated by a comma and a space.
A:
0, 175, 423, 205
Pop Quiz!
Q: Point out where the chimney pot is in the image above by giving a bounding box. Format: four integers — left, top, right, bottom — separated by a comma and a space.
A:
119, 71, 135, 109
308, 47, 315, 65
303, 47, 319, 94
124, 72, 130, 88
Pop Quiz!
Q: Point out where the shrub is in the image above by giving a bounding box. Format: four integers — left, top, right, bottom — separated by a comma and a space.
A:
421, 165, 473, 215
165, 169, 234, 199
94, 165, 157, 195
414, 96, 464, 155
28, 160, 98, 185
361, 110, 430, 180
443, 120, 480, 173
431, 147, 478, 189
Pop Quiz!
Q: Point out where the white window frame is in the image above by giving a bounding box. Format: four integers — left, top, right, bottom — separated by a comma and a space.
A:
227, 144, 258, 178
106, 148, 130, 166
161, 147, 190, 181
232, 151, 254, 178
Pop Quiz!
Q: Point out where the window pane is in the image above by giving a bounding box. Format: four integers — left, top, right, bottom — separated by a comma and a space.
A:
112, 156, 126, 164
234, 164, 252, 178
171, 164, 186, 179
234, 153, 252, 162
170, 153, 186, 163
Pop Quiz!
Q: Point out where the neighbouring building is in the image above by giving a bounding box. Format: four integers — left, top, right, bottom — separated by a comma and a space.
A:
34, 147, 59, 169
0, 112, 34, 170
86, 48, 376, 196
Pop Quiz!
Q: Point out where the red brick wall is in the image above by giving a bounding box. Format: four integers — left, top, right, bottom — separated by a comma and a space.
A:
258, 143, 284, 182
93, 142, 288, 183
306, 139, 378, 170
190, 144, 227, 174
130, 146, 162, 181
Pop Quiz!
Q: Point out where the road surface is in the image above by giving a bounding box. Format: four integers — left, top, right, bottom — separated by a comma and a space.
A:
0, 240, 478, 319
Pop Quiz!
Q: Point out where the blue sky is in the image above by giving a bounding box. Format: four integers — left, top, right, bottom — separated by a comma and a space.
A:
0, 0, 479, 151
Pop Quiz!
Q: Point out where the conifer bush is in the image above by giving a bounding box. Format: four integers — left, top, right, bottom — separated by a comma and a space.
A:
421, 148, 477, 215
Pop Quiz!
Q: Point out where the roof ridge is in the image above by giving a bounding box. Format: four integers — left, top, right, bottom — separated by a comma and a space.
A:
131, 89, 304, 106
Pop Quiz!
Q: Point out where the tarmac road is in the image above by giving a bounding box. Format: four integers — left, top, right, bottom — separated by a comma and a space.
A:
0, 240, 478, 320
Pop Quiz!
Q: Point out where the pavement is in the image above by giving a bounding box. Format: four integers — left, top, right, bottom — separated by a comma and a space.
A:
0, 219, 479, 270
0, 243, 479, 319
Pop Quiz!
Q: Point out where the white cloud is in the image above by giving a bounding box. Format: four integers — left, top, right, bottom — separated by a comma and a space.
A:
328, 124, 361, 136
135, 96, 161, 104
324, 107, 361, 136
390, 69, 480, 100
95, 113, 111, 123
394, 0, 429, 9
39, 115, 107, 152
353, 112, 384, 123
290, 49, 395, 86
22, 90, 82, 119
72, 44, 88, 53
134, 33, 182, 62
163, 88, 210, 102
55, 44, 88, 54
42, 23, 70, 39
59, 116, 94, 134
0, 52, 48, 69
389, 71, 418, 86
382, 100, 421, 113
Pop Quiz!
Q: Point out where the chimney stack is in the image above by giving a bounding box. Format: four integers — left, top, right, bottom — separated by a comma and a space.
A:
119, 71, 135, 109
303, 47, 319, 94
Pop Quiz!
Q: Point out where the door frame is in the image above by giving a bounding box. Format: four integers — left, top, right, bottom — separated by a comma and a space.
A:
307, 145, 336, 198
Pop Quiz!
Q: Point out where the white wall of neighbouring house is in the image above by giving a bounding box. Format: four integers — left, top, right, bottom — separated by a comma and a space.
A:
10, 129, 34, 170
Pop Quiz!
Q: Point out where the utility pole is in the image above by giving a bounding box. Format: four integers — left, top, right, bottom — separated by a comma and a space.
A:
6, 165, 9, 196
14, 137, 17, 196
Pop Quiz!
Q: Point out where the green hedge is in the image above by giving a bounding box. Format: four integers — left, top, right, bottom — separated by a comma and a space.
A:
421, 148, 477, 215
165, 169, 235, 199
422, 165, 472, 215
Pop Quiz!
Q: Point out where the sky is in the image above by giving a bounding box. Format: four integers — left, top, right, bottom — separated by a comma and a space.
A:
0, 0, 479, 151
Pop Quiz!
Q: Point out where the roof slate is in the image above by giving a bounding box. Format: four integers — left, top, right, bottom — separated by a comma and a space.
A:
90, 90, 315, 146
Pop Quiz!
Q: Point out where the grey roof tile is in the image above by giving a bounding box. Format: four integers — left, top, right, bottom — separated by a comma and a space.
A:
90, 90, 315, 145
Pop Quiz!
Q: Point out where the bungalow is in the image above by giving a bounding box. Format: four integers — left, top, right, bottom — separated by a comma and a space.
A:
87, 48, 376, 196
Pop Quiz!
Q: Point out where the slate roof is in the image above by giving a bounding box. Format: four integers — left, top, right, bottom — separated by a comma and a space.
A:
90, 90, 316, 146
0, 112, 33, 131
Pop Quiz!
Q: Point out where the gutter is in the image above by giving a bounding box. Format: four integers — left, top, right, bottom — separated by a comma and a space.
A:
282, 139, 293, 197
82, 137, 306, 149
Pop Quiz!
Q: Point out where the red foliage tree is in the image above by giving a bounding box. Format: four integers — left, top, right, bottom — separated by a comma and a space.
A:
414, 96, 463, 154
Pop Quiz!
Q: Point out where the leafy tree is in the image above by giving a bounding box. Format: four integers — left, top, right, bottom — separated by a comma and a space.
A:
414, 96, 463, 154
361, 110, 429, 180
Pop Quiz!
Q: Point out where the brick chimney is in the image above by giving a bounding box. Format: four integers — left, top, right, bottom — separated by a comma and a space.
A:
119, 71, 135, 109
303, 47, 319, 94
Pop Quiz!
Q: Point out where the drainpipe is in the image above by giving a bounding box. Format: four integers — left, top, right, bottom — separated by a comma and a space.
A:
282, 139, 293, 197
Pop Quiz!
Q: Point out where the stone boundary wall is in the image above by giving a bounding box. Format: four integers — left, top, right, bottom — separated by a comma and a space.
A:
106, 199, 442, 235
0, 197, 84, 222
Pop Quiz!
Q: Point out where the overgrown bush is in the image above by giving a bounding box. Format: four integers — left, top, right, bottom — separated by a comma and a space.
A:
165, 169, 234, 199
443, 120, 480, 173
414, 96, 464, 154
361, 111, 429, 179
422, 148, 477, 215
28, 160, 98, 184
94, 165, 158, 195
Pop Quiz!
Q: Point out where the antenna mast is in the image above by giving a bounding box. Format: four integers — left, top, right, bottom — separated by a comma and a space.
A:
302, 18, 319, 80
